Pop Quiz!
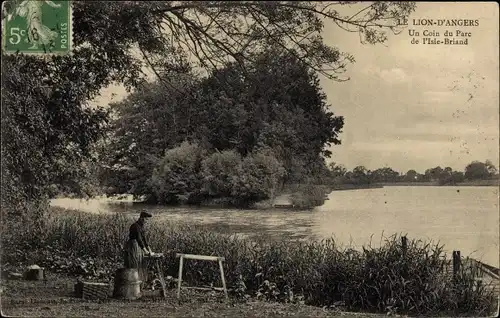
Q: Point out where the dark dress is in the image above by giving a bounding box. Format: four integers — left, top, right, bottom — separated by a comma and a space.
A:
124, 221, 150, 284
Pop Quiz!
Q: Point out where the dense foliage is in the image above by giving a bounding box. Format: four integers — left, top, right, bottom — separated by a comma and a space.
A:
1, 1, 415, 215
100, 49, 343, 206
3, 209, 496, 316
464, 160, 498, 181
1, 2, 174, 216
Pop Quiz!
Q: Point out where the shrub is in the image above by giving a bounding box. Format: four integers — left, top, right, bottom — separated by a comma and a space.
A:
289, 184, 329, 209
147, 144, 286, 208
201, 150, 242, 198
148, 141, 206, 204
230, 149, 285, 207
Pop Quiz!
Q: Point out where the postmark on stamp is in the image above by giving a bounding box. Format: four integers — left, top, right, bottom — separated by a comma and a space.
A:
2, 0, 72, 55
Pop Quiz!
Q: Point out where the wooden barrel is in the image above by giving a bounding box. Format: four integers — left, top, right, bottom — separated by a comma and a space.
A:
112, 268, 142, 300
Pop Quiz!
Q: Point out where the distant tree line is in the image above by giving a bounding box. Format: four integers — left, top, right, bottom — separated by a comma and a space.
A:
327, 160, 499, 186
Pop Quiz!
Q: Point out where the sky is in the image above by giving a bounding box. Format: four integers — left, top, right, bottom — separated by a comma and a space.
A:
319, 2, 499, 173
91, 2, 499, 174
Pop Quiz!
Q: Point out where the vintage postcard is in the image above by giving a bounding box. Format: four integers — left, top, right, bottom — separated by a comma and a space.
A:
1, 1, 498, 317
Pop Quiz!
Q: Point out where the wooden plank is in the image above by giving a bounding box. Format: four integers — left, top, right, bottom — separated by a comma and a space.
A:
401, 236, 407, 254
182, 286, 226, 292
154, 259, 167, 299
145, 253, 164, 259
218, 259, 229, 300
475, 260, 500, 279
444, 256, 500, 295
452, 251, 461, 278
177, 255, 184, 299
176, 254, 225, 262
175, 253, 228, 299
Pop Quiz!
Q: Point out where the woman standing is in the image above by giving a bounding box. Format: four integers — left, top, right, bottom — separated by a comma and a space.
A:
124, 211, 153, 285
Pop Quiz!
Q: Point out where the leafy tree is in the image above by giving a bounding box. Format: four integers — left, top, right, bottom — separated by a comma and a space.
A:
103, 48, 345, 199
465, 161, 497, 180
404, 169, 418, 182
1, 53, 111, 216
230, 149, 286, 207
195, 48, 345, 174
2, 1, 181, 215
328, 162, 347, 179
98, 71, 200, 198
485, 160, 498, 176
451, 171, 465, 183
350, 166, 370, 185
202, 150, 242, 198
131, 1, 416, 81
147, 142, 206, 205
146, 144, 285, 207
423, 167, 444, 182
1, 1, 415, 215
370, 167, 400, 183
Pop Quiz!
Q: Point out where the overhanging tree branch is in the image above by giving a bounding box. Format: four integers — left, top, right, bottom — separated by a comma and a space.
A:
143, 1, 415, 83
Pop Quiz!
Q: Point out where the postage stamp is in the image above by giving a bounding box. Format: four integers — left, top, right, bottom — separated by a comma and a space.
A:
2, 0, 72, 55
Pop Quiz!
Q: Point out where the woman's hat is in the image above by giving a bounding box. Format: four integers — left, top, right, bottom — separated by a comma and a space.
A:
140, 211, 153, 218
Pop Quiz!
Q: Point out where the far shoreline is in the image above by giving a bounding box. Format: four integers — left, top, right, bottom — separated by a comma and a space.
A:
329, 180, 498, 191
378, 179, 499, 187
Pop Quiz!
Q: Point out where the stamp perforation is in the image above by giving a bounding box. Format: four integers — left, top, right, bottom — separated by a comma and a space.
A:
1, 0, 74, 57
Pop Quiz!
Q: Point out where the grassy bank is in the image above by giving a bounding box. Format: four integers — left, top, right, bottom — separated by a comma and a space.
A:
455, 179, 499, 186
327, 180, 499, 189
377, 182, 439, 187
330, 184, 384, 191
378, 180, 499, 187
2, 207, 497, 316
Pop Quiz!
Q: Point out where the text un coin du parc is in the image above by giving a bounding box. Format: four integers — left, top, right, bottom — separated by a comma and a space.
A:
397, 18, 480, 46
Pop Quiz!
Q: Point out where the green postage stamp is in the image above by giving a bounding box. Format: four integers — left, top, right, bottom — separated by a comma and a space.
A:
2, 0, 72, 55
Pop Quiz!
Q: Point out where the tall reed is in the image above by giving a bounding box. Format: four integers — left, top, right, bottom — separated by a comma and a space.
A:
2, 207, 496, 316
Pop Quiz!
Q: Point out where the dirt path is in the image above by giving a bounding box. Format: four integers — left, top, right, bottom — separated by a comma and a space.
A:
1, 273, 389, 317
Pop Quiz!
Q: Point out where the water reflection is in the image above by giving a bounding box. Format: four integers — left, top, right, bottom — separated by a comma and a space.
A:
51, 186, 499, 266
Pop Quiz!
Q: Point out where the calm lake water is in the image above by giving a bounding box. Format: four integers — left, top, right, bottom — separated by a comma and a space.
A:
51, 186, 499, 267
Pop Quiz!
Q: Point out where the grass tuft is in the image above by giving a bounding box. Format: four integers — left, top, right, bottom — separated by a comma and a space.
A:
2, 207, 497, 316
